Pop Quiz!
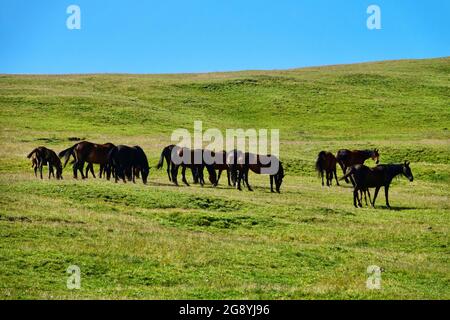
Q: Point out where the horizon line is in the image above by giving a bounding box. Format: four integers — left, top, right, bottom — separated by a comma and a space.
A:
1, 55, 448, 77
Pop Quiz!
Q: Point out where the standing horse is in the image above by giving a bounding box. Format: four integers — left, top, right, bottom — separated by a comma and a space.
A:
58, 141, 115, 179
336, 148, 379, 183
107, 145, 149, 184
231, 151, 284, 193
341, 161, 414, 208
27, 147, 63, 179
170, 146, 217, 187
315, 151, 339, 186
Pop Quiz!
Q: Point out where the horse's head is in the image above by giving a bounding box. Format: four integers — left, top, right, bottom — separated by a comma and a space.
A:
141, 166, 149, 184
402, 160, 413, 182
55, 159, 63, 179
372, 148, 380, 164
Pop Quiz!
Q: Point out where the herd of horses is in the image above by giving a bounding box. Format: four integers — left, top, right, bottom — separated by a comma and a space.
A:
26, 142, 414, 208
315, 148, 414, 208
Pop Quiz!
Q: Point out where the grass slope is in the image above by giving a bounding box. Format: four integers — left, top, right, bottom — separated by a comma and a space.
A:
0, 57, 449, 299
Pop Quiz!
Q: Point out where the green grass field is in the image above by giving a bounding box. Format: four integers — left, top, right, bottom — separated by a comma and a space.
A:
0, 57, 449, 299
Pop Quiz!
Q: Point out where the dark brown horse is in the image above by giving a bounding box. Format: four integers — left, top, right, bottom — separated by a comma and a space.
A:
107, 145, 150, 184
230, 151, 284, 193
341, 161, 413, 208
315, 151, 339, 186
170, 146, 217, 186
336, 148, 379, 183
27, 147, 63, 179
58, 141, 115, 179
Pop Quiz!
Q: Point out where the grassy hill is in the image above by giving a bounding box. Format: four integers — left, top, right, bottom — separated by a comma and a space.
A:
0, 57, 449, 299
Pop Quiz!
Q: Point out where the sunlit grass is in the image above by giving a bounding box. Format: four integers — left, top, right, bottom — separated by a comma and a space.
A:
0, 57, 449, 299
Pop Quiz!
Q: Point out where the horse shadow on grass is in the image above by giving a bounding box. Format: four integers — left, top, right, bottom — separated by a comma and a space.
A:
376, 206, 418, 211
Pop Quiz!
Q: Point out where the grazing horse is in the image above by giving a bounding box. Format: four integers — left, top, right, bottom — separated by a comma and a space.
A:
341, 161, 414, 208
27, 147, 63, 179
157, 144, 198, 183
315, 151, 339, 186
170, 146, 217, 186
336, 148, 379, 183
230, 151, 284, 193
211, 150, 232, 187
58, 141, 115, 179
108, 145, 149, 184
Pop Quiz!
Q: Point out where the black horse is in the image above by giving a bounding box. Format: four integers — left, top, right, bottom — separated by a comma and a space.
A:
170, 146, 217, 186
341, 161, 414, 208
157, 144, 199, 183
108, 145, 149, 184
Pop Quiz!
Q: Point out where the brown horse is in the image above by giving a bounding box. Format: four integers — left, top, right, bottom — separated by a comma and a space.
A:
58, 141, 115, 179
315, 151, 339, 186
230, 151, 284, 193
341, 162, 414, 208
336, 148, 379, 183
27, 147, 63, 179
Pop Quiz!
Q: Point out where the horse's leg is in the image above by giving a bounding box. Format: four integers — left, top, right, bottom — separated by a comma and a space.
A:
90, 164, 96, 178
320, 170, 324, 186
191, 167, 198, 184
334, 168, 340, 186
384, 185, 391, 209
181, 166, 190, 186
270, 175, 274, 193
198, 165, 205, 187
245, 167, 253, 191
39, 161, 43, 179
79, 161, 86, 179
167, 160, 171, 181
353, 187, 359, 208
114, 167, 119, 183
236, 169, 243, 191
372, 186, 381, 207
73, 161, 78, 179
367, 189, 372, 206
48, 164, 52, 179
226, 169, 231, 186
216, 169, 223, 186
34, 165, 38, 178
343, 164, 350, 183
171, 164, 179, 186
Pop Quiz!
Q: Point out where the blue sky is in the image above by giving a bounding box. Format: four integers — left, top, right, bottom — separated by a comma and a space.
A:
1, 0, 449, 74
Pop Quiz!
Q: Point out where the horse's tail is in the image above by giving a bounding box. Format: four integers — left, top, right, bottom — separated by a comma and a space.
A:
315, 151, 326, 175
157, 147, 166, 169
58, 144, 78, 168
27, 148, 38, 159
340, 166, 355, 181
